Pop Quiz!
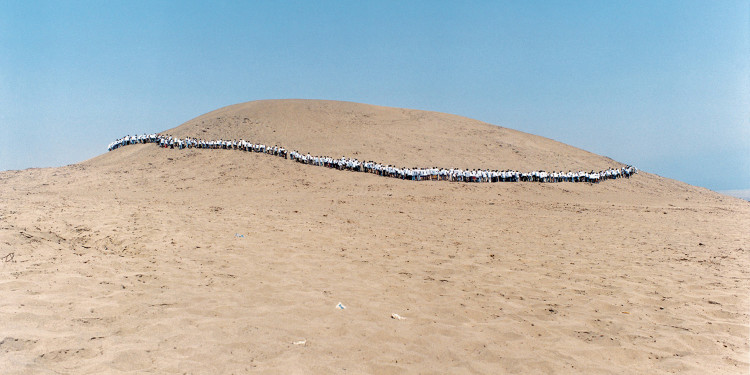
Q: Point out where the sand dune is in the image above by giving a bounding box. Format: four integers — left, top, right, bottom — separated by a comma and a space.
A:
158, 99, 623, 171
1, 100, 748, 374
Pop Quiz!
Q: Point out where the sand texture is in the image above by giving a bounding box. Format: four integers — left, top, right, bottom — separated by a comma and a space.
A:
1, 100, 748, 374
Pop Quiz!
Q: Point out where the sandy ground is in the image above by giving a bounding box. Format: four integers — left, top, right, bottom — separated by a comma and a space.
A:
1, 101, 748, 374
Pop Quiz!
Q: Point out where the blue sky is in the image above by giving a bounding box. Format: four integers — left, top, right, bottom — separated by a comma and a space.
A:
1, 1, 748, 191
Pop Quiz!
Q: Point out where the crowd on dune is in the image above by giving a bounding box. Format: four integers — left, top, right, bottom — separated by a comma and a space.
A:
108, 133, 638, 184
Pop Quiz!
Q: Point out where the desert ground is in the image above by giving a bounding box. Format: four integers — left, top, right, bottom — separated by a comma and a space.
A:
1, 100, 748, 374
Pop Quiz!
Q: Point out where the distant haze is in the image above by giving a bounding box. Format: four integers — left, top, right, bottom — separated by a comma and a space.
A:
1, 1, 747, 191
720, 189, 750, 201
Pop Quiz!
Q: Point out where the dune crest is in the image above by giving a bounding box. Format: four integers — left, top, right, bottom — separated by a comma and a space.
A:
155, 99, 625, 171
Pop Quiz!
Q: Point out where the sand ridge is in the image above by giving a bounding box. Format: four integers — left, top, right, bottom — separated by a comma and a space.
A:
156, 99, 626, 172
1, 100, 748, 374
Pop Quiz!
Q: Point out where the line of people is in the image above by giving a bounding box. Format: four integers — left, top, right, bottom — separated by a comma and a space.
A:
108, 134, 288, 156
108, 133, 638, 184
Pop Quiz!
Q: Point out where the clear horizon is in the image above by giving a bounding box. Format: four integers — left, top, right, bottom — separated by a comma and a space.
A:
2, 1, 748, 192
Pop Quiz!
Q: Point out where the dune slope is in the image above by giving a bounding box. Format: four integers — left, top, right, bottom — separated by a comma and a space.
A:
1, 100, 748, 374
